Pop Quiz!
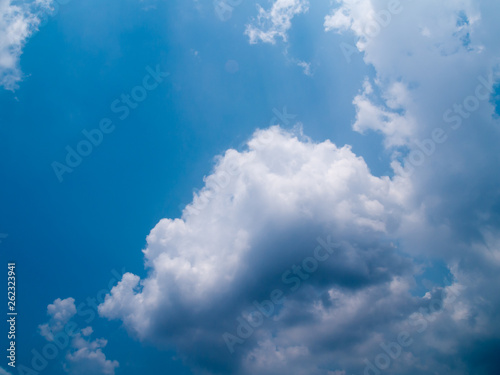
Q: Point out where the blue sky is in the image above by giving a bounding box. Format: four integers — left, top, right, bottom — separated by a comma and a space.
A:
1, 1, 500, 375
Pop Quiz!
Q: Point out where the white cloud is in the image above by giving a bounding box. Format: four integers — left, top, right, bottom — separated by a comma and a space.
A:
324, 0, 499, 167
296, 60, 312, 76
38, 297, 77, 341
245, 0, 309, 44
81, 326, 93, 336
100, 126, 406, 324
0, 367, 13, 375
351, 79, 416, 147
97, 122, 500, 374
99, 125, 417, 372
39, 298, 119, 375
64, 333, 119, 375
324, 0, 373, 34
0, 0, 53, 90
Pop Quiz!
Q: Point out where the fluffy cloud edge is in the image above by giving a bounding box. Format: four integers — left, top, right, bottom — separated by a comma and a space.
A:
0, 0, 54, 90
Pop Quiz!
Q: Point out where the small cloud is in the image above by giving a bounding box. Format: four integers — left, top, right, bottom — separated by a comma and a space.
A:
38, 297, 77, 341
39, 298, 118, 375
81, 326, 93, 336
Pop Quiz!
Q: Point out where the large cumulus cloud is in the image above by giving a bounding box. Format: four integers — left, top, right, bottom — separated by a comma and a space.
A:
99, 126, 428, 374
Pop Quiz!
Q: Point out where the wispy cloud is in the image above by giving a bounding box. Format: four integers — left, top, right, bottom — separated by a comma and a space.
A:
245, 0, 309, 44
0, 0, 54, 90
